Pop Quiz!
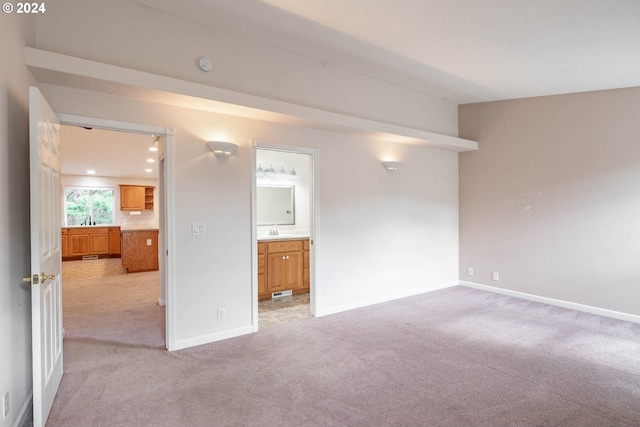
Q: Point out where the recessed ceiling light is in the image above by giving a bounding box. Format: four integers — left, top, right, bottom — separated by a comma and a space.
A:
145, 168, 153, 173
147, 158, 155, 163
149, 147, 158, 152
86, 170, 96, 174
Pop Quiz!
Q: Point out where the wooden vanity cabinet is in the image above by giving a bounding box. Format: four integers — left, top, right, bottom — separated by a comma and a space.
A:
258, 242, 267, 297
303, 239, 310, 286
258, 238, 309, 300
267, 250, 303, 292
120, 185, 154, 211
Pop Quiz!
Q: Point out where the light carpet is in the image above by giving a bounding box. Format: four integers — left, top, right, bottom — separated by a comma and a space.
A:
41, 285, 640, 426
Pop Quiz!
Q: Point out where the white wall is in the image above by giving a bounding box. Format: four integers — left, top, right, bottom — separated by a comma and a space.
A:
33, 0, 458, 136
459, 87, 640, 316
0, 12, 36, 427
39, 83, 460, 348
61, 175, 159, 229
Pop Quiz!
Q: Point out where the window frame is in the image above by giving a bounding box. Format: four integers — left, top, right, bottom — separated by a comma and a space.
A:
63, 186, 116, 226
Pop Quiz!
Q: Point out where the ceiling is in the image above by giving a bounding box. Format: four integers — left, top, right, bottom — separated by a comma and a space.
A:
60, 125, 160, 179
134, 0, 640, 104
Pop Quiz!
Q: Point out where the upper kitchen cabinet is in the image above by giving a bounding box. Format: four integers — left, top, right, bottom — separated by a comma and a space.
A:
120, 185, 154, 210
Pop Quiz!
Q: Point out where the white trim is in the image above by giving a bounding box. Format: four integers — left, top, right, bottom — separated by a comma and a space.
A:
250, 141, 319, 326
250, 143, 259, 333
163, 128, 177, 351
316, 283, 456, 317
309, 149, 320, 317
57, 115, 178, 350
57, 114, 166, 136
13, 391, 33, 427
173, 325, 254, 351
26, 48, 477, 152
460, 281, 640, 324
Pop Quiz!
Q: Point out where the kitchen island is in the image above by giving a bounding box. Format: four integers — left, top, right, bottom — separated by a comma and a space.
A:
121, 229, 159, 272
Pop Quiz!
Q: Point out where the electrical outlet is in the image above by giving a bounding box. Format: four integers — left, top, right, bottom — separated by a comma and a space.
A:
492, 272, 499, 281
217, 308, 227, 321
467, 267, 474, 276
2, 391, 9, 419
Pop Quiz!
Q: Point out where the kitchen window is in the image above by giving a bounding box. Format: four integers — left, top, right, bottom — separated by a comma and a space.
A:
64, 187, 114, 226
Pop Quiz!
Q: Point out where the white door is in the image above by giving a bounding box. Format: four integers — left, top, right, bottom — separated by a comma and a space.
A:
28, 86, 63, 427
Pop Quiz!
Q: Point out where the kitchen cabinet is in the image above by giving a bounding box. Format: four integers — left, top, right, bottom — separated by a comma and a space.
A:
258, 238, 309, 300
62, 226, 121, 260
119, 185, 154, 211
61, 228, 69, 258
121, 229, 159, 272
109, 227, 121, 257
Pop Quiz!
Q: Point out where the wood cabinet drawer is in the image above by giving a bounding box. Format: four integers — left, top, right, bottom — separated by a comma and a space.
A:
267, 240, 303, 253
258, 242, 266, 255
61, 228, 68, 235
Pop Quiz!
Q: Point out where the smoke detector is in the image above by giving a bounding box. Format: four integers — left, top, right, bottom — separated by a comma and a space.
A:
198, 57, 213, 72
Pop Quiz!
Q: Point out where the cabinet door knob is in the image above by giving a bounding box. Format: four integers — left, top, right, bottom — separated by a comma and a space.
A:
282, 256, 286, 260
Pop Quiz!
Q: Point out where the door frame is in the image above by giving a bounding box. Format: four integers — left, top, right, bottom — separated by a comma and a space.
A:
250, 140, 319, 331
57, 114, 177, 350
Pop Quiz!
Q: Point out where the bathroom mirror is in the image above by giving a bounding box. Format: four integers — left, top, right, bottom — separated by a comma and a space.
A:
257, 185, 295, 226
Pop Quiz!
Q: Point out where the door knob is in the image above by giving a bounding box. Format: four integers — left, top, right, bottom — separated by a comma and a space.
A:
40, 272, 56, 282
23, 273, 55, 284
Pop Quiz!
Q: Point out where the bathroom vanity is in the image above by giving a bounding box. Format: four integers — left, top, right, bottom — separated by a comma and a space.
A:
258, 237, 310, 300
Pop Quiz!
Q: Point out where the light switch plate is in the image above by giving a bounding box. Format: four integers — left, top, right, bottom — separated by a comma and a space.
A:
192, 223, 206, 236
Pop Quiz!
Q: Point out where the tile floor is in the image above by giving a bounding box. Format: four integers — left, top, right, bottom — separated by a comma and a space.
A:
258, 293, 311, 328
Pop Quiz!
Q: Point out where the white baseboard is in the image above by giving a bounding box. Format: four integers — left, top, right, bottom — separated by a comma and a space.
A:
172, 325, 254, 351
316, 282, 456, 317
14, 391, 32, 427
460, 281, 640, 324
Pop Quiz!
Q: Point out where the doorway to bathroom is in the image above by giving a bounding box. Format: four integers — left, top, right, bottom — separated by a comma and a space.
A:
251, 143, 317, 330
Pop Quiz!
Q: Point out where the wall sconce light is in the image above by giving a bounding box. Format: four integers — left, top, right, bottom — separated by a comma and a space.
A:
208, 141, 238, 158
382, 161, 400, 172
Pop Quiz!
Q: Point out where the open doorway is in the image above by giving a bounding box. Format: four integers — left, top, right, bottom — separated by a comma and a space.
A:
59, 124, 167, 348
252, 143, 318, 330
